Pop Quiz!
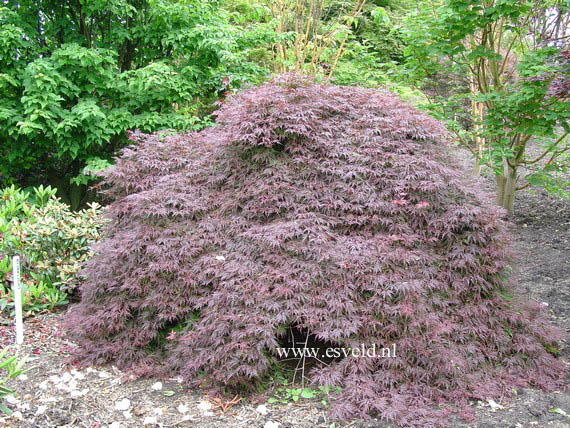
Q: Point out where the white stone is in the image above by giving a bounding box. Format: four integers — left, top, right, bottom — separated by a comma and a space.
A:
197, 401, 212, 411
151, 381, 163, 391
143, 416, 158, 425
153, 408, 164, 416
177, 403, 189, 414
114, 398, 131, 411
61, 372, 73, 383
10, 411, 23, 421
18, 374, 28, 381
488, 399, 504, 411
215, 255, 226, 261
109, 423, 122, 428
203, 411, 214, 417
5, 395, 18, 405
35, 405, 47, 416
264, 422, 280, 428
39, 380, 49, 390
71, 369, 85, 380
122, 410, 133, 419
256, 404, 269, 415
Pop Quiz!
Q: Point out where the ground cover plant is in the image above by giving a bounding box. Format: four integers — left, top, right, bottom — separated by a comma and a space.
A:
66, 75, 567, 427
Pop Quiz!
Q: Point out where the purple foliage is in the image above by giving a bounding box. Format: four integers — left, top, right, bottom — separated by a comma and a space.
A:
548, 49, 570, 97
65, 75, 567, 427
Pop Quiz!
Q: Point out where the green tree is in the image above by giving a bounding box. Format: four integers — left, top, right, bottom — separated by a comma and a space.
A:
402, 0, 570, 214
0, 1, 271, 208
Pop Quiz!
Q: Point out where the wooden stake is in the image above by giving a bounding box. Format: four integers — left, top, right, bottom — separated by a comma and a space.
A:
12, 256, 24, 345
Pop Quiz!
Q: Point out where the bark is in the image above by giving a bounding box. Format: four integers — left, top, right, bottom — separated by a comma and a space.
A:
496, 165, 517, 215
470, 74, 485, 177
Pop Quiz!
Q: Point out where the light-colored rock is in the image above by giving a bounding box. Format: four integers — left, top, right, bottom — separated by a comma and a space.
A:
5, 395, 18, 405
256, 404, 269, 415
177, 403, 189, 414
197, 401, 212, 411
151, 381, 163, 391
98, 371, 111, 379
71, 369, 85, 380
10, 411, 23, 421
264, 422, 280, 428
114, 398, 131, 411
143, 416, 158, 425
69, 386, 88, 398
488, 399, 504, 411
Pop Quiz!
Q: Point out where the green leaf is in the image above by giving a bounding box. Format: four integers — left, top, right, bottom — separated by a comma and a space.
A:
0, 403, 13, 415
549, 408, 570, 418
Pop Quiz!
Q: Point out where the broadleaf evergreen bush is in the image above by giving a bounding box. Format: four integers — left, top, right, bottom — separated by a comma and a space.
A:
66, 75, 567, 427
0, 186, 105, 314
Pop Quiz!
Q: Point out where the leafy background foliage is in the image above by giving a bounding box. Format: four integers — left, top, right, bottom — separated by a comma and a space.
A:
401, 0, 570, 212
1, 0, 568, 211
0, 1, 271, 208
66, 76, 566, 427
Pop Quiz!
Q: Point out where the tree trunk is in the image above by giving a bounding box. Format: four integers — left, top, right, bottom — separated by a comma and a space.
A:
47, 169, 87, 211
471, 84, 485, 177
496, 165, 517, 215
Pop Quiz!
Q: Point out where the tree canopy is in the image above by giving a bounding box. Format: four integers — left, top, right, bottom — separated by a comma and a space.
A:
0, 0, 270, 207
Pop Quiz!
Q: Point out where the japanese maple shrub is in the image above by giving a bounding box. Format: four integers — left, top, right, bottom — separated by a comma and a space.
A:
66, 75, 567, 427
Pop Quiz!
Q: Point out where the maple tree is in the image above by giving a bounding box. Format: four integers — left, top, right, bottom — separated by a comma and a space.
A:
66, 76, 567, 427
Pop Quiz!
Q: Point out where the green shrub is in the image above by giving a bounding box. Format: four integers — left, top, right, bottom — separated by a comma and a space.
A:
0, 349, 28, 415
0, 185, 105, 315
